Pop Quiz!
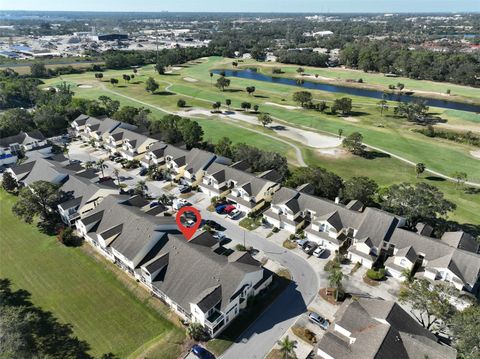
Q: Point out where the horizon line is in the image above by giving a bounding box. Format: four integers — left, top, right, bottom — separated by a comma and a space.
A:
1, 9, 480, 14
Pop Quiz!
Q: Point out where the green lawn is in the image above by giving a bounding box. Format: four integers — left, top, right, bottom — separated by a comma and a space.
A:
0, 191, 185, 359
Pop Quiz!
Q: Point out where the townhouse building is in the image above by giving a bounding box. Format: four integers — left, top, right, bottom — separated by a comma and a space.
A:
0, 130, 50, 166
75, 195, 272, 337
201, 161, 282, 214
317, 298, 456, 359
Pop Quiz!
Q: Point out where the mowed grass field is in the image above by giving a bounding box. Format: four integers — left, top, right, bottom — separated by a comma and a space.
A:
40, 57, 480, 224
0, 191, 185, 359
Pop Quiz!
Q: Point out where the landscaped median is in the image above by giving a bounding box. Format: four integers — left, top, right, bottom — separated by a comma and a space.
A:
206, 269, 292, 356
0, 190, 185, 359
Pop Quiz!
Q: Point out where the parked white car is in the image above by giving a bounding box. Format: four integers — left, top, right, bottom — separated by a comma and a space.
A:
227, 209, 241, 220
173, 198, 189, 210
313, 246, 326, 258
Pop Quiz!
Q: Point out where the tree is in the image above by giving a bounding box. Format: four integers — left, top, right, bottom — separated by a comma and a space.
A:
122, 74, 131, 84
216, 137, 233, 158
145, 77, 159, 94
399, 279, 456, 332
292, 91, 312, 107
338, 128, 343, 139
332, 97, 352, 116
1, 171, 18, 193
12, 181, 62, 224
296, 67, 305, 74
134, 180, 148, 197
246, 86, 256, 96
110, 78, 119, 86
232, 61, 238, 67
177, 99, 186, 108
187, 322, 209, 342
241, 102, 251, 112
380, 182, 456, 227
343, 177, 378, 206
155, 61, 165, 75
33, 105, 68, 137
286, 166, 343, 200
342, 132, 365, 156
277, 336, 297, 359
452, 171, 467, 189
397, 82, 405, 91
96, 159, 108, 178
215, 76, 231, 91
0, 108, 35, 138
253, 104, 259, 113
30, 63, 47, 78
377, 99, 389, 116
209, 72, 213, 86
394, 101, 429, 123
258, 113, 272, 127
328, 268, 343, 301
415, 163, 426, 178
212, 101, 221, 111
179, 119, 204, 149
225, 99, 232, 109
451, 305, 480, 359
98, 95, 120, 117
94, 72, 104, 80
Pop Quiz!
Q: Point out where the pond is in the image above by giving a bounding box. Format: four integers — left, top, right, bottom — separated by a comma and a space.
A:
212, 69, 480, 113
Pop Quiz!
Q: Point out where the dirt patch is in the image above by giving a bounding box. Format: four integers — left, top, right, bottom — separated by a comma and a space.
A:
470, 150, 480, 159
183, 77, 198, 82
78, 84, 93, 89
317, 148, 347, 157
341, 116, 360, 123
265, 102, 301, 110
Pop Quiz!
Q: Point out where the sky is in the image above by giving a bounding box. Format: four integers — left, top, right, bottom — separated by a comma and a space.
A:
1, 0, 479, 13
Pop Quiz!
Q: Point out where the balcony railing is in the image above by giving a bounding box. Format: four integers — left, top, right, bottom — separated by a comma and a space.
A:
205, 308, 225, 328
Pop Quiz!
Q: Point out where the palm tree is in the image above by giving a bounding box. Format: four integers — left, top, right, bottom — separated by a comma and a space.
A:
415, 163, 426, 178
277, 336, 297, 359
135, 180, 148, 197
96, 159, 107, 178
85, 161, 95, 170
338, 128, 343, 139
378, 99, 389, 116
328, 268, 343, 301
209, 72, 213, 86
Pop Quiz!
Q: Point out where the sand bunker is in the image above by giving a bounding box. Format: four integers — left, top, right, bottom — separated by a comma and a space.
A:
183, 77, 198, 82
78, 84, 93, 89
265, 102, 301, 110
470, 150, 480, 159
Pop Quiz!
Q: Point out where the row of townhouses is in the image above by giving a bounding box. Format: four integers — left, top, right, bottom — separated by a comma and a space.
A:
7, 152, 272, 338
5, 113, 480, 300
0, 130, 50, 167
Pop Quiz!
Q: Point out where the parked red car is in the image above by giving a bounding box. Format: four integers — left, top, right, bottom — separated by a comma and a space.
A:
224, 205, 236, 214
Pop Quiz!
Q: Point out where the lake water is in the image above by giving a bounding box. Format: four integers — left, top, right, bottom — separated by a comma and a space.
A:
213, 69, 480, 113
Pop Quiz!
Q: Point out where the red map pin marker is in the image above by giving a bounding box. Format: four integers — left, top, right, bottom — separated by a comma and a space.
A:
175, 206, 202, 240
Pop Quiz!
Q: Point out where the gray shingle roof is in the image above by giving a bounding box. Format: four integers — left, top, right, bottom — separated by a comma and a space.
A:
390, 228, 480, 286
318, 298, 456, 359
441, 231, 479, 253
0, 130, 45, 148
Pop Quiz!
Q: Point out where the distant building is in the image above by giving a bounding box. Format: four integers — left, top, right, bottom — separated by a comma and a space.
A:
95, 34, 129, 41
